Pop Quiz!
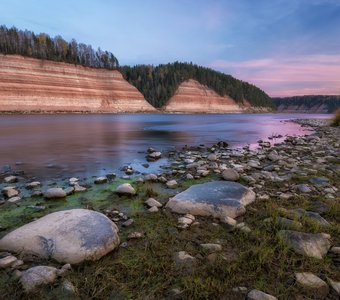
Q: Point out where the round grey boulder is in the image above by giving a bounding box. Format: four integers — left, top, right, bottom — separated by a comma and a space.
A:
222, 168, 240, 181
115, 183, 136, 195
165, 181, 255, 220
20, 266, 58, 292
44, 188, 67, 199
0, 209, 120, 264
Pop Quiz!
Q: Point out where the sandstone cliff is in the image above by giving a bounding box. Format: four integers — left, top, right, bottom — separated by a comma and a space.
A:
0, 55, 156, 113
162, 79, 244, 113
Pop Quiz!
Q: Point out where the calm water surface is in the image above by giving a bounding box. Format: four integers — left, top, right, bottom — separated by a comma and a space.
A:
0, 114, 330, 180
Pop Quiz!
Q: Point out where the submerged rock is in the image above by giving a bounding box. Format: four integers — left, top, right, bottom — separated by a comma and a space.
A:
279, 230, 331, 259
165, 181, 255, 219
0, 209, 120, 264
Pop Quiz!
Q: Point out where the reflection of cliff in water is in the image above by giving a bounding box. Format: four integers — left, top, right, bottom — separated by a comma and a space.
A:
0, 114, 328, 180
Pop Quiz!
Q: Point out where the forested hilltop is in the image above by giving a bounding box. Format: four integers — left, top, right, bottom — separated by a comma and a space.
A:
0, 25, 273, 108
0, 25, 119, 69
273, 96, 340, 113
120, 63, 273, 108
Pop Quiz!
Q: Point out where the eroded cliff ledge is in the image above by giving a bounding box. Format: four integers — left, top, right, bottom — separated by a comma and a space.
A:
162, 79, 246, 113
0, 55, 156, 113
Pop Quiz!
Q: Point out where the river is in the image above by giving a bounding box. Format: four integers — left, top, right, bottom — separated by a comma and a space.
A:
0, 113, 330, 180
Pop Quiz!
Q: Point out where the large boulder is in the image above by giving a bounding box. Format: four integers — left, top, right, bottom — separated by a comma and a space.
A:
165, 181, 255, 219
279, 230, 331, 259
0, 209, 120, 264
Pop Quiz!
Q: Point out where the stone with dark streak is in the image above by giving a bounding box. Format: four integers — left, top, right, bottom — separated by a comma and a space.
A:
0, 209, 120, 264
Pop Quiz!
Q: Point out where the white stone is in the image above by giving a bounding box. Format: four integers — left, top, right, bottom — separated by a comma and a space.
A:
145, 198, 162, 208
115, 183, 136, 195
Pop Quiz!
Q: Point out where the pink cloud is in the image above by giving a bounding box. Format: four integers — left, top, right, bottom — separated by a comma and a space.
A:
208, 54, 340, 97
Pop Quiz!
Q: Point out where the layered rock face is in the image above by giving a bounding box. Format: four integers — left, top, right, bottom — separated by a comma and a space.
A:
0, 55, 156, 113
163, 79, 243, 113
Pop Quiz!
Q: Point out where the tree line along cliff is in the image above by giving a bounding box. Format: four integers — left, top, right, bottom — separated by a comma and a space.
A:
273, 96, 340, 113
0, 25, 273, 109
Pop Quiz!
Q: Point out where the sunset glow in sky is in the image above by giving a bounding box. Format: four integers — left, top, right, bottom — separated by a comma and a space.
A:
1, 0, 339, 97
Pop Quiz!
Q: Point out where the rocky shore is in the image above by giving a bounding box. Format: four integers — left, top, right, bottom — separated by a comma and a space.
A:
0, 118, 339, 299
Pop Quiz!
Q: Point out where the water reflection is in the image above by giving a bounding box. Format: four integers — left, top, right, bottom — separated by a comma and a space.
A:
0, 113, 329, 180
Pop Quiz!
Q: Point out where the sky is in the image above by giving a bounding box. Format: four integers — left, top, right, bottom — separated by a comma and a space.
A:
1, 0, 340, 97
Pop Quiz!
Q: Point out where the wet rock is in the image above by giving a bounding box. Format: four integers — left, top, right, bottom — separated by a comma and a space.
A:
221, 168, 240, 181
166, 181, 255, 220
94, 176, 108, 184
295, 272, 329, 299
20, 266, 58, 292
68, 177, 78, 186
0, 255, 18, 268
44, 188, 67, 199
166, 180, 178, 189
147, 151, 162, 161
279, 230, 331, 259
0, 209, 120, 264
26, 181, 41, 189
145, 198, 162, 208
4, 176, 17, 183
115, 183, 136, 195
247, 289, 277, 300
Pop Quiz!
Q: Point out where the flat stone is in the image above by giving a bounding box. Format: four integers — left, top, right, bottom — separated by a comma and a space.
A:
289, 208, 330, 226
94, 176, 108, 184
330, 246, 340, 254
20, 266, 58, 292
115, 183, 136, 195
4, 176, 17, 183
247, 289, 278, 300
279, 230, 331, 259
44, 188, 67, 199
295, 272, 329, 299
296, 184, 312, 193
0, 255, 18, 268
7, 196, 21, 203
0, 209, 120, 264
145, 198, 162, 208
178, 217, 194, 226
200, 243, 222, 253
221, 168, 240, 181
74, 184, 87, 192
166, 181, 256, 220
26, 181, 41, 189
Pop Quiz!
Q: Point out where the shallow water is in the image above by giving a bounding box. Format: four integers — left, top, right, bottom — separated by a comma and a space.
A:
0, 113, 330, 180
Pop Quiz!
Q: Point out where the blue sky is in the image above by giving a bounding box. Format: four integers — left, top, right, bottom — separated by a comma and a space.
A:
1, 0, 340, 96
